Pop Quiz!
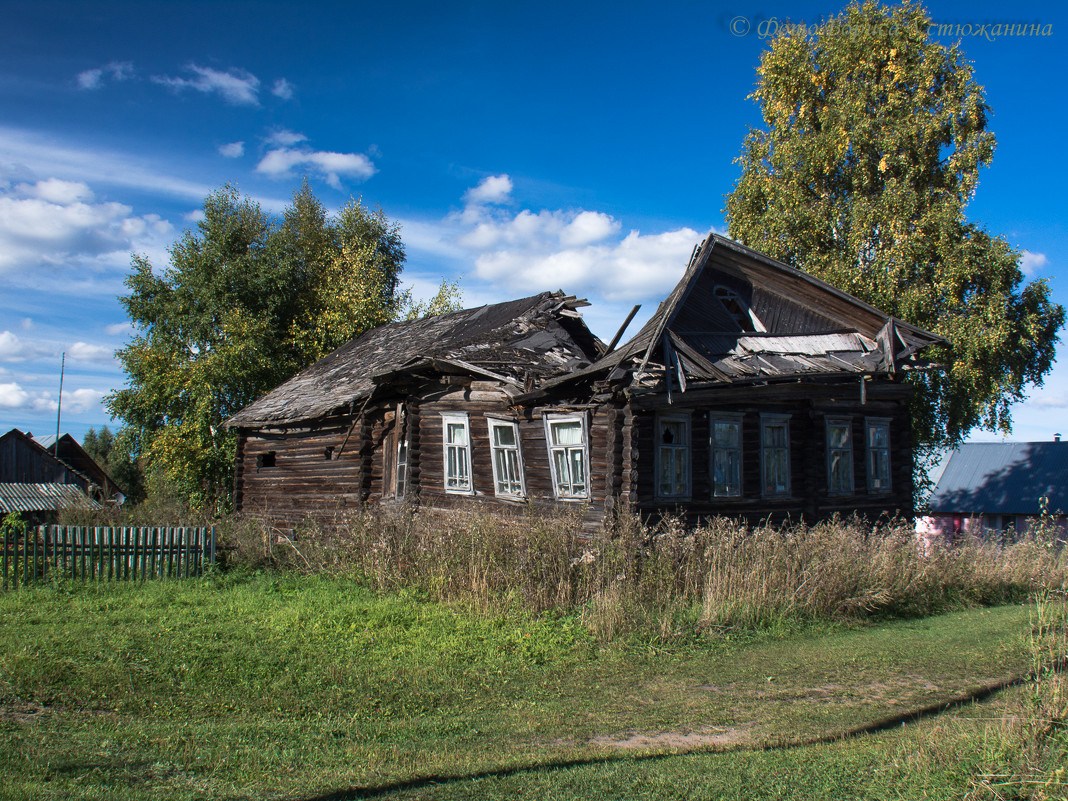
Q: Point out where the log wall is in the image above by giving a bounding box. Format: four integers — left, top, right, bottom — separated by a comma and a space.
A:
631, 380, 915, 525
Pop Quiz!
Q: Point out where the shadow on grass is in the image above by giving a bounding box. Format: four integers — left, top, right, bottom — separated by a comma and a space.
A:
293, 674, 1025, 801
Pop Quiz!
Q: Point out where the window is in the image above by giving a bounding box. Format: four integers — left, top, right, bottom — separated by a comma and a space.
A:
396, 436, 409, 498
865, 418, 891, 493
488, 419, 525, 498
256, 451, 276, 470
656, 414, 691, 498
545, 415, 589, 499
826, 417, 854, 495
711, 414, 743, 498
760, 415, 791, 497
714, 285, 766, 332
441, 413, 472, 494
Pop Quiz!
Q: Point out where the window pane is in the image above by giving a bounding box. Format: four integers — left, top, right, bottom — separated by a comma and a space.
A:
492, 424, 516, 447
447, 422, 467, 446
713, 449, 740, 496
569, 449, 586, 493
869, 424, 889, 449
553, 450, 571, 491
766, 423, 786, 448
714, 420, 740, 448
828, 423, 850, 449
550, 420, 583, 446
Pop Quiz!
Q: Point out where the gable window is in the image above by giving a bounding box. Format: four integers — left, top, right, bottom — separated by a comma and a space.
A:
711, 414, 743, 498
441, 413, 472, 494
866, 418, 892, 493
488, 418, 525, 498
714, 285, 766, 332
544, 415, 589, 500
760, 414, 791, 497
656, 413, 691, 499
826, 417, 855, 495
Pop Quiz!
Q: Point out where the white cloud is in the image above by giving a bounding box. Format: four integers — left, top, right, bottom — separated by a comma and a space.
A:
20, 318, 33, 331
1021, 250, 1049, 276
0, 179, 175, 281
218, 141, 245, 158
0, 382, 105, 414
265, 129, 308, 147
464, 174, 513, 205
271, 78, 294, 100
256, 142, 376, 189
184, 209, 206, 223
76, 61, 133, 90
0, 125, 215, 202
0, 330, 53, 362
62, 388, 106, 414
400, 177, 705, 319
16, 178, 94, 204
0, 381, 54, 412
68, 341, 115, 364
152, 64, 261, 106
105, 322, 135, 336
0, 382, 30, 408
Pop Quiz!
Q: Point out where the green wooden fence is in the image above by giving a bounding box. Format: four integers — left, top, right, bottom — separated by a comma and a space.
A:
1, 525, 216, 589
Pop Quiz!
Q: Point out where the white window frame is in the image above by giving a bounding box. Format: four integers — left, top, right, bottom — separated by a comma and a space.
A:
760, 413, 791, 498
543, 413, 590, 501
825, 416, 855, 495
440, 412, 473, 495
488, 418, 526, 499
710, 413, 744, 499
865, 417, 892, 494
655, 412, 691, 500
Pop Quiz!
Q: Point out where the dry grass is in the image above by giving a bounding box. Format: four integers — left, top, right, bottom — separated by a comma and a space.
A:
222, 507, 1068, 640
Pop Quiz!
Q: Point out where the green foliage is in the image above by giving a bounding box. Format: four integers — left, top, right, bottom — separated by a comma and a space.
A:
725, 1, 1064, 449
82, 425, 145, 504
1, 511, 27, 538
106, 183, 450, 512
0, 575, 1038, 799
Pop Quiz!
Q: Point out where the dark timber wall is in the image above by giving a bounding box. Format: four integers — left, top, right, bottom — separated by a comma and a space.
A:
631, 380, 914, 525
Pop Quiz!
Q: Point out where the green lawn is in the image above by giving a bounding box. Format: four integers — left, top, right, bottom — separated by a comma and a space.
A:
0, 572, 1039, 800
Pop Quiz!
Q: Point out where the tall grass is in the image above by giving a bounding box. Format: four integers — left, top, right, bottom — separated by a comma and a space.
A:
224, 507, 1068, 640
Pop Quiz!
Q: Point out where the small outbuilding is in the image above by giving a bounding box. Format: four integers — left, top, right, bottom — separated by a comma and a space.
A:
917, 439, 1068, 543
227, 234, 945, 531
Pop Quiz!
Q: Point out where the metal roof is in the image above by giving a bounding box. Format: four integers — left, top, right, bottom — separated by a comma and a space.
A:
927, 442, 1068, 515
0, 483, 101, 514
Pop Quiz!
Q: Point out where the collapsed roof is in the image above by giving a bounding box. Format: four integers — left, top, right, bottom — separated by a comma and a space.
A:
227, 292, 602, 428
522, 234, 947, 400
228, 233, 948, 427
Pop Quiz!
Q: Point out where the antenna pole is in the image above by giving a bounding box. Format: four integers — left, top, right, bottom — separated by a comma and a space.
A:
55, 352, 65, 455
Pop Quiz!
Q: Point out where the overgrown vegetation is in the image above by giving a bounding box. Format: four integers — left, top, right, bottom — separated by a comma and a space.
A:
224, 508, 1068, 640
0, 574, 1050, 800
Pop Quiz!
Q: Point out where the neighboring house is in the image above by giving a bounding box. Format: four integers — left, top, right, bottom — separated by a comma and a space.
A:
226, 234, 944, 532
917, 440, 1068, 543
0, 429, 110, 523
31, 433, 125, 503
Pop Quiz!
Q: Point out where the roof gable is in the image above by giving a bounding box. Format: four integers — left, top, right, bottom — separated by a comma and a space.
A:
526, 234, 946, 399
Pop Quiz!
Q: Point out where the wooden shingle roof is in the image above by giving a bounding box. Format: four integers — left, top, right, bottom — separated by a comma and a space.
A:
227, 291, 602, 428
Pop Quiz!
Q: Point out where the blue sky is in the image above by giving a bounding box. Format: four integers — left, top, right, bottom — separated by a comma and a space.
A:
1, 0, 1065, 444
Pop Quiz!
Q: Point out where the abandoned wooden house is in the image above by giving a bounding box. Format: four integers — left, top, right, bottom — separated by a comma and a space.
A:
0, 428, 111, 523
226, 234, 945, 531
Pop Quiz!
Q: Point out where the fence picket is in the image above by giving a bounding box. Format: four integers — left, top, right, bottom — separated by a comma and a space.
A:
0, 525, 214, 590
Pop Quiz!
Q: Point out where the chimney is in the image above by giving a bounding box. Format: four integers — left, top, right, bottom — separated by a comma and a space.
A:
1056, 433, 1062, 443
